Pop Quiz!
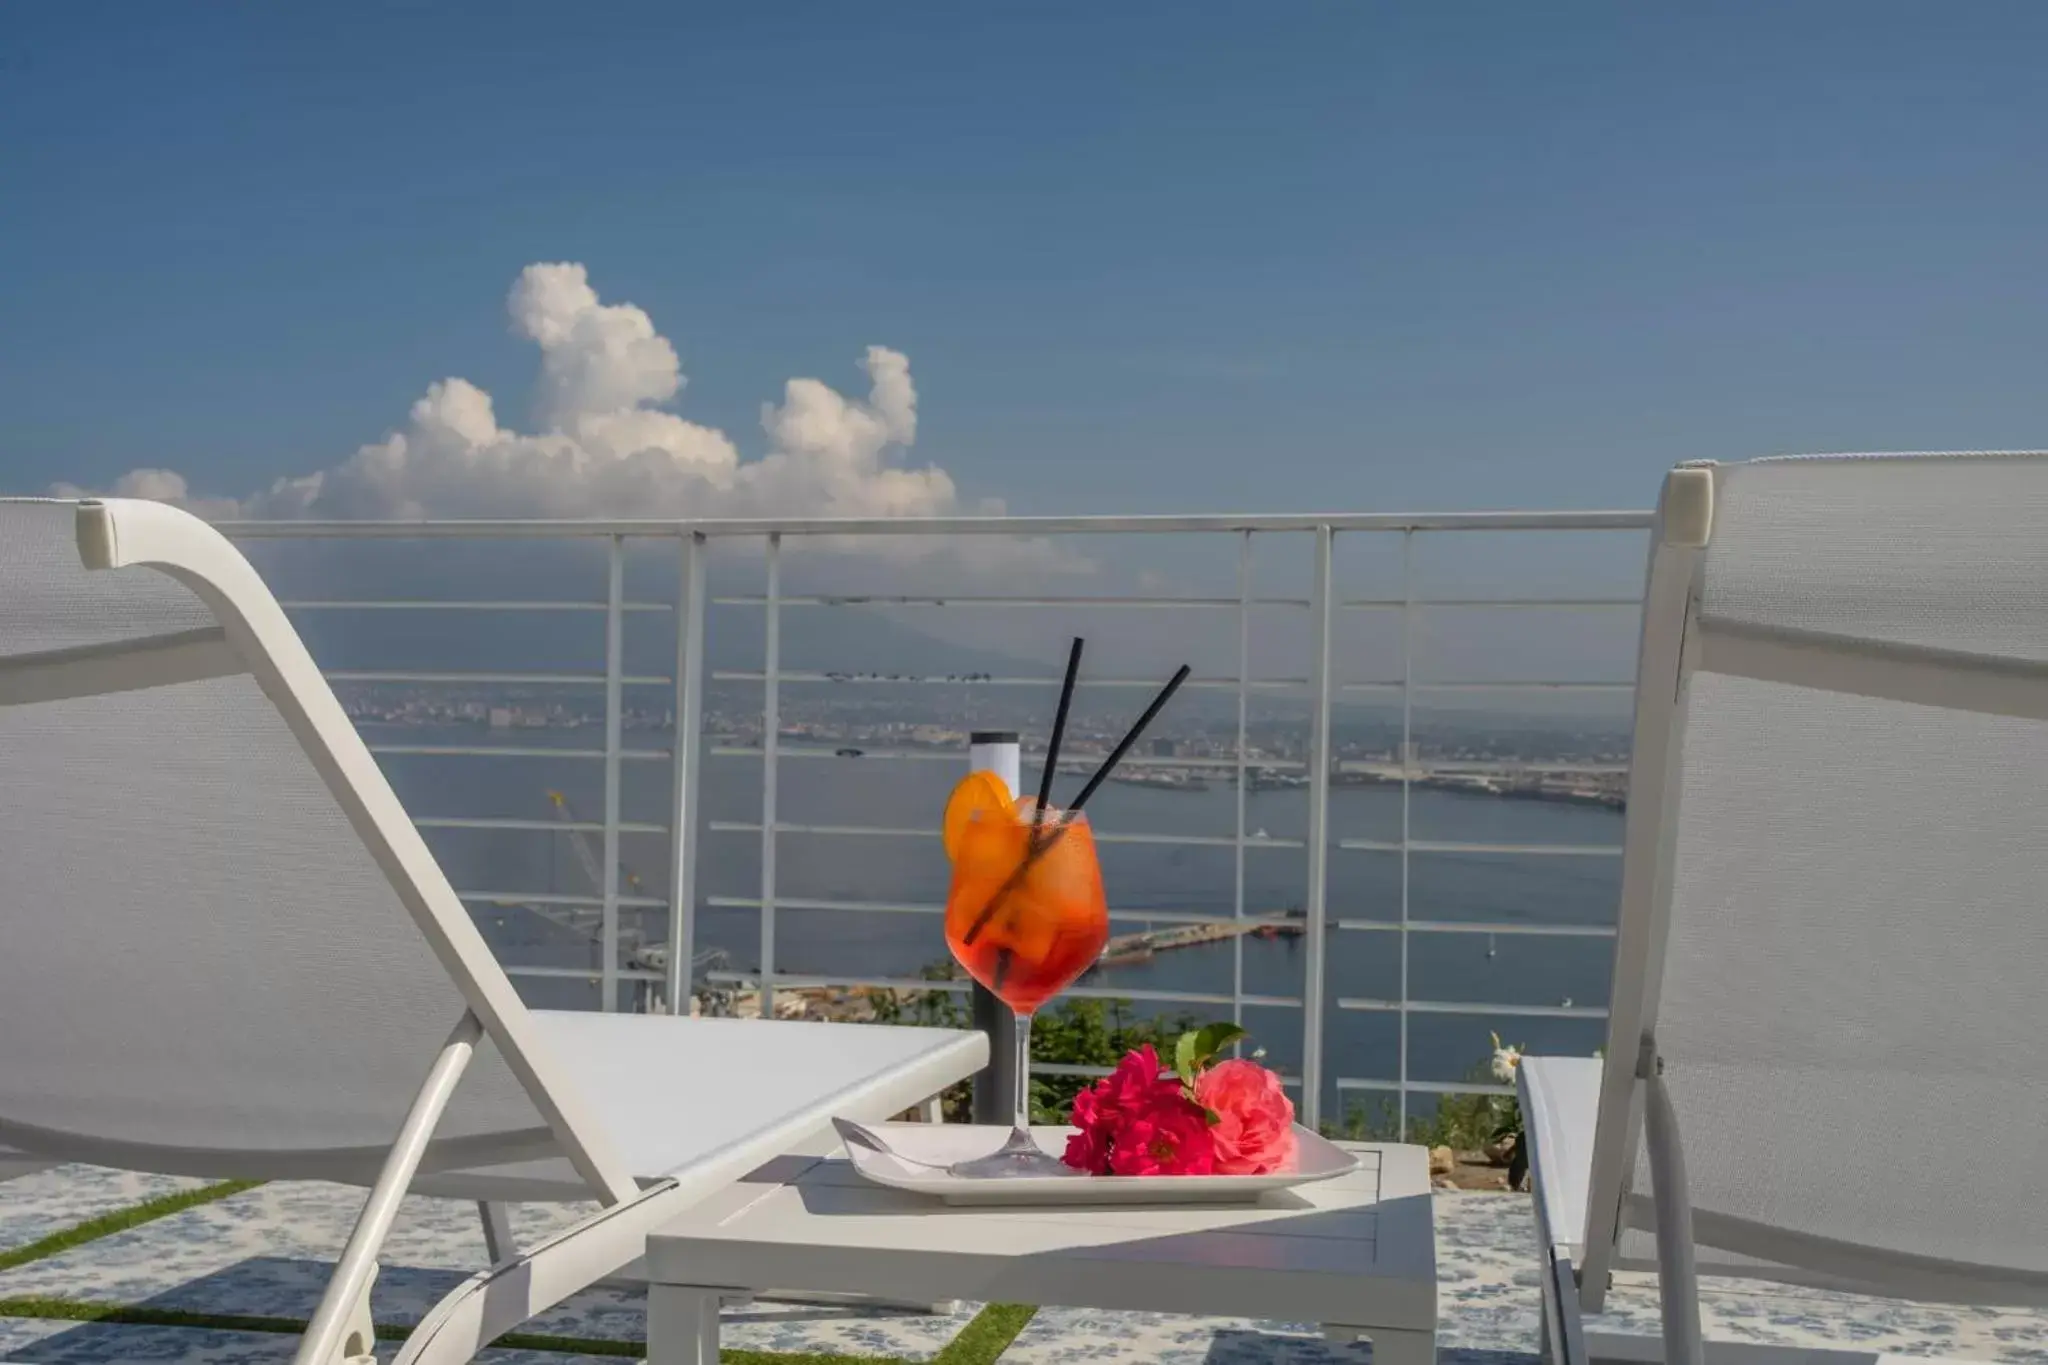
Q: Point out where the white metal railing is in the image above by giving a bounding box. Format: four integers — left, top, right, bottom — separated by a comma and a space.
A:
223, 510, 1652, 1129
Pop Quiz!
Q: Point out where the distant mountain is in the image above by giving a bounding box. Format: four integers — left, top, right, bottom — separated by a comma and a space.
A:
254, 537, 1037, 687
248, 536, 1629, 741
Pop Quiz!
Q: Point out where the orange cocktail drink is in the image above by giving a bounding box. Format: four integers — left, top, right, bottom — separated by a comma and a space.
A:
945, 804, 1109, 1015
936, 643, 1185, 1177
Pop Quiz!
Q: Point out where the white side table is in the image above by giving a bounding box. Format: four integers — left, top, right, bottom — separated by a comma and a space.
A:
645, 1134, 1436, 1365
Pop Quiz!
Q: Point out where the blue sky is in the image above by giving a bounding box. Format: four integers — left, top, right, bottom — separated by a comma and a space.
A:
5, 1, 2047, 519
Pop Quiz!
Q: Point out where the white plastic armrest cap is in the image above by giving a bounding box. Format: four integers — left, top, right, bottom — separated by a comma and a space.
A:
1660, 467, 1714, 549
75, 501, 118, 571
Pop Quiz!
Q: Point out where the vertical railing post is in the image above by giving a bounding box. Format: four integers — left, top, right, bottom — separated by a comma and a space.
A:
1397, 529, 1416, 1133
758, 533, 781, 1020
1232, 530, 1252, 1029
666, 530, 707, 1015
967, 734, 1021, 1125
601, 536, 625, 1013
1301, 524, 1334, 1129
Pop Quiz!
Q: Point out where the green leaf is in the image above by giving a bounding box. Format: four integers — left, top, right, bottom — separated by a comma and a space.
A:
1172, 1029, 1199, 1086
1187, 1021, 1248, 1069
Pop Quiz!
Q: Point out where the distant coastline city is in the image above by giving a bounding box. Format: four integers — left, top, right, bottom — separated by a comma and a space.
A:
338, 684, 1631, 811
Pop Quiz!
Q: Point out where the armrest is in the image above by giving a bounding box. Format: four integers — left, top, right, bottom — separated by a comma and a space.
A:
1518, 1055, 1604, 1265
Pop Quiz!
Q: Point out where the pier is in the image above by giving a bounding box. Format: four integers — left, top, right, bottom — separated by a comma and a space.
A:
1096, 917, 1304, 967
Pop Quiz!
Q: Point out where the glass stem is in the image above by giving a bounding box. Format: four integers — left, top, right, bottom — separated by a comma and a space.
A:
1011, 1010, 1034, 1137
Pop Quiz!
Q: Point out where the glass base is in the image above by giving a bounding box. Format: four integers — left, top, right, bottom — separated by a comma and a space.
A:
948, 1126, 1085, 1179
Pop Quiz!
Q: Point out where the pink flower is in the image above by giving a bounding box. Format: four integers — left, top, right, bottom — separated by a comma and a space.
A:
1107, 1101, 1216, 1176
1101, 1045, 1179, 1110
1062, 1088, 1113, 1174
1195, 1057, 1299, 1175
1062, 1044, 1217, 1176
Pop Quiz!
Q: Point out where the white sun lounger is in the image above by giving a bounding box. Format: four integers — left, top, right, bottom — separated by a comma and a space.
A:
0, 497, 987, 1365
1517, 454, 2048, 1365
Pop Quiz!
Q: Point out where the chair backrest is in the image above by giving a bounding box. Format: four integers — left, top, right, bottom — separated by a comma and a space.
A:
0, 499, 621, 1191
1585, 454, 2048, 1301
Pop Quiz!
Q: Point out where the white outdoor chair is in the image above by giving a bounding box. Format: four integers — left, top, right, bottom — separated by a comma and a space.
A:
0, 497, 987, 1365
1518, 453, 2048, 1365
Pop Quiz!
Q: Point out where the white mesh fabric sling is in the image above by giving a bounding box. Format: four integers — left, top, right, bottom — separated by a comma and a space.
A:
0, 497, 987, 1365
1516, 453, 2048, 1365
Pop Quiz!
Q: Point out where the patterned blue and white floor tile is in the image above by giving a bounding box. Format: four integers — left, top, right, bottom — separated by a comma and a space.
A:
0, 1169, 980, 1359
3, 1169, 2046, 1362
0, 1167, 207, 1256
0, 1315, 622, 1365
1001, 1194, 2048, 1365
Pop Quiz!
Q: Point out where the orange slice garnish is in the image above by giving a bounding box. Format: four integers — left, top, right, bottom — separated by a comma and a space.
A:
943, 769, 1015, 861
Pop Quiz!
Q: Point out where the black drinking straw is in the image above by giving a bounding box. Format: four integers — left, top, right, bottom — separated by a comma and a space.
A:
989, 637, 1084, 989
961, 663, 1192, 945
1063, 663, 1191, 816
1032, 637, 1086, 829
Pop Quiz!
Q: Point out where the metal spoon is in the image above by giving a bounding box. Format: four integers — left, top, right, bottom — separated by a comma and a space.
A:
831, 1117, 953, 1170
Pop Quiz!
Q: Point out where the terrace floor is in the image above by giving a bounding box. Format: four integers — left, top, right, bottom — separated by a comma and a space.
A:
0, 1166, 2042, 1365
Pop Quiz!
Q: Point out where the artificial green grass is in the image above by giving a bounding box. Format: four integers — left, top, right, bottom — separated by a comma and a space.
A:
932, 1303, 1037, 1365
0, 1296, 1038, 1363
0, 1297, 313, 1335
0, 1295, 927, 1362
0, 1180, 259, 1275
0, 1181, 1040, 1361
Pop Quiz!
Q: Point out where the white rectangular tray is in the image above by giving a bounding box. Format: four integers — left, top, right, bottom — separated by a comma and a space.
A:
836, 1122, 1358, 1205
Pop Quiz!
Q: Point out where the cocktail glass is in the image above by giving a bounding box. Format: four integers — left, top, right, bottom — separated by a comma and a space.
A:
943, 802, 1110, 1177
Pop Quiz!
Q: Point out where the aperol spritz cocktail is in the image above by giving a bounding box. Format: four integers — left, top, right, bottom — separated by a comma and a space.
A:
944, 801, 1110, 1176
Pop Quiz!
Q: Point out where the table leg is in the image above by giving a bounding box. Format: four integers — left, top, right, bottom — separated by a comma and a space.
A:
476, 1202, 516, 1264
1363, 1327, 1435, 1365
649, 1285, 723, 1365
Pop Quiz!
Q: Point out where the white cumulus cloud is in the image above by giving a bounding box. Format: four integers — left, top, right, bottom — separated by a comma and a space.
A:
55, 263, 1015, 536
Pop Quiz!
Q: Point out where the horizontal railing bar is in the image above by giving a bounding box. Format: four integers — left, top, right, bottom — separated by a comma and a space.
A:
1418, 841, 1621, 856
229, 525, 682, 540
709, 895, 939, 915
1410, 759, 1630, 775
1327, 765, 1630, 785
707, 744, 1306, 772
328, 669, 672, 686
711, 894, 1302, 927
367, 743, 672, 762
1336, 838, 1622, 856
280, 599, 671, 613
1332, 918, 1618, 937
221, 510, 1654, 538
1339, 680, 1634, 693
503, 964, 665, 983
705, 820, 1306, 849
707, 821, 923, 840
1335, 997, 1609, 1019
288, 593, 1636, 615
709, 670, 1305, 690
456, 890, 668, 909
415, 816, 669, 834
701, 971, 1300, 1009
1066, 985, 1302, 1007
706, 971, 968, 995
714, 594, 1313, 610
1107, 908, 1302, 925
1419, 680, 1635, 692
1340, 597, 1640, 611
1335, 1077, 1517, 1097
1037, 1061, 1307, 1085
